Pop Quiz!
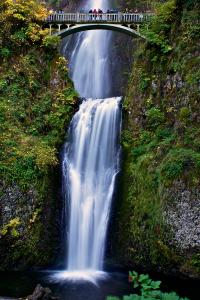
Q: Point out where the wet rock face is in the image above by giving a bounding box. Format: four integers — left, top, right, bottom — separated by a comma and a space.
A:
0, 183, 36, 234
163, 73, 184, 92
0, 176, 60, 270
164, 181, 200, 250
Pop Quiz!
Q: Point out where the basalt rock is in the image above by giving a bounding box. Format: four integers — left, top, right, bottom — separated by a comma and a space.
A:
164, 181, 200, 250
21, 284, 58, 300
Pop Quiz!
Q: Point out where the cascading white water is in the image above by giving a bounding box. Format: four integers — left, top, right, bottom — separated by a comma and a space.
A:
70, 30, 112, 98
53, 0, 122, 281
68, 0, 112, 99
64, 97, 121, 273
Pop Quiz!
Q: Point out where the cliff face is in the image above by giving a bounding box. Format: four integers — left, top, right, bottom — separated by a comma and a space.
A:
112, 0, 200, 278
0, 0, 77, 270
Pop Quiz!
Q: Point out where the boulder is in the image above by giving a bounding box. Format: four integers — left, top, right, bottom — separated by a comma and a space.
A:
22, 284, 58, 300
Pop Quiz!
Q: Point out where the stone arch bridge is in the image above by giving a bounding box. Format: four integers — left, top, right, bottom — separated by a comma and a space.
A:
45, 12, 153, 39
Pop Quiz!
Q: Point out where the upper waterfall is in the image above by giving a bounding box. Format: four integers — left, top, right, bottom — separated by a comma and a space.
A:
65, 0, 112, 99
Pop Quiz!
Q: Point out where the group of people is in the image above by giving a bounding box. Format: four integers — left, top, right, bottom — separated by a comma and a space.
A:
87, 8, 104, 20
49, 8, 151, 15
88, 9, 119, 14
89, 8, 103, 14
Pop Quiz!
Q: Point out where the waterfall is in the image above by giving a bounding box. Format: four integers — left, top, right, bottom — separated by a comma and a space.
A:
64, 97, 121, 272
67, 0, 113, 99
53, 0, 122, 281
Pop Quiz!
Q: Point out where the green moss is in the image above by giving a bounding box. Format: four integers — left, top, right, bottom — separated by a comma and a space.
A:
139, 74, 151, 92
191, 254, 200, 273
116, 143, 180, 268
179, 107, 191, 122
0, 218, 21, 237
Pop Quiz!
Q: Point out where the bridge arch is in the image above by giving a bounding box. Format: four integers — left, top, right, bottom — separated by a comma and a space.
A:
53, 23, 146, 39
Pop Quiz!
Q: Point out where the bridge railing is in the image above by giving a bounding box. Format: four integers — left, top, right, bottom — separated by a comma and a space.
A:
46, 13, 153, 23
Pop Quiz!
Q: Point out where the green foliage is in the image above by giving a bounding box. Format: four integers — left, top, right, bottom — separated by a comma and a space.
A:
107, 272, 189, 300
191, 254, 200, 272
42, 35, 61, 49
140, 0, 177, 53
132, 144, 146, 159
183, 0, 200, 9
179, 107, 191, 122
47, 0, 61, 7
139, 74, 151, 92
11, 29, 27, 46
0, 2, 78, 190
146, 108, 165, 129
0, 59, 77, 188
0, 0, 49, 58
120, 0, 158, 11
154, 0, 177, 23
121, 130, 134, 148
0, 47, 11, 57
142, 30, 173, 54
159, 148, 200, 183
127, 125, 200, 186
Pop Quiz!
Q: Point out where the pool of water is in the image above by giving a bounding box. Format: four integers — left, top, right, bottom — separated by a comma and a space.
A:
0, 271, 132, 300
0, 270, 199, 300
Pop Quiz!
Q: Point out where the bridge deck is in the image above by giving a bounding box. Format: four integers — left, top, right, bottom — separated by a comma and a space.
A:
46, 13, 152, 24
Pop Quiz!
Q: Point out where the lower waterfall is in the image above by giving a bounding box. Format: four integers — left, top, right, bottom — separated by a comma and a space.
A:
60, 97, 121, 280
51, 97, 121, 283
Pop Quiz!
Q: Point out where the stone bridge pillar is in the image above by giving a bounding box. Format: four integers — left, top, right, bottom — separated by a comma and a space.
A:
76, 13, 80, 22
118, 12, 122, 22
49, 24, 52, 35
58, 24, 62, 33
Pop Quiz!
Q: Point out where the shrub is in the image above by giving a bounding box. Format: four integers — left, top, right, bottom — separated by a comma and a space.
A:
106, 271, 189, 300
42, 35, 61, 49
121, 130, 134, 148
132, 145, 147, 160
179, 107, 191, 122
139, 74, 151, 92
159, 148, 200, 182
146, 107, 165, 129
0, 47, 11, 57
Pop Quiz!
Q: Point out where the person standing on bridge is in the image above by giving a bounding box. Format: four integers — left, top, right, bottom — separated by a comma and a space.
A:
93, 9, 97, 20
139, 13, 144, 22
98, 8, 103, 20
89, 9, 93, 20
